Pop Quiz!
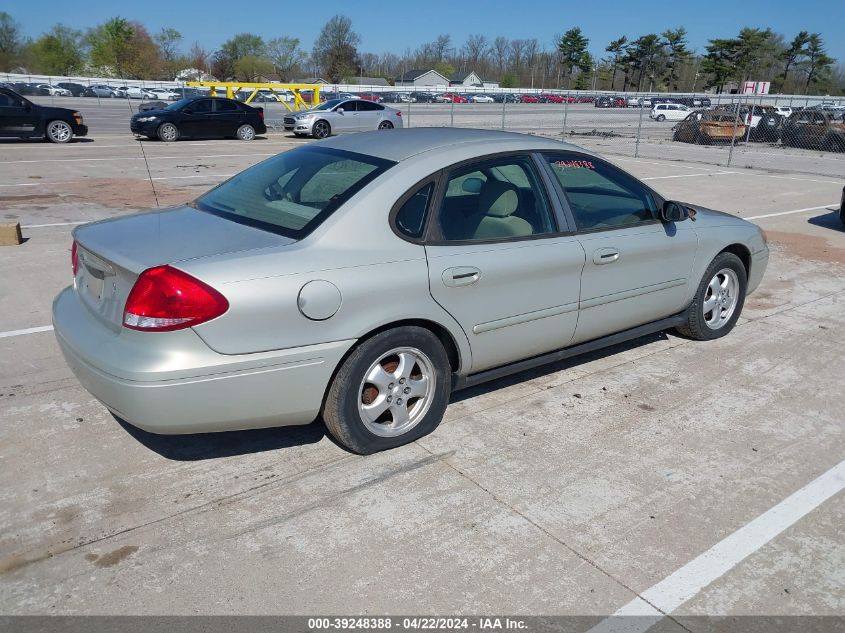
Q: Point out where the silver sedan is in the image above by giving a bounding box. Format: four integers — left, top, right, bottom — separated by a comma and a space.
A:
53, 129, 768, 454
284, 98, 403, 138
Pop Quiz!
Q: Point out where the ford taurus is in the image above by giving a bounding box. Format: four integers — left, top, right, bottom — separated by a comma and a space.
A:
53, 129, 768, 454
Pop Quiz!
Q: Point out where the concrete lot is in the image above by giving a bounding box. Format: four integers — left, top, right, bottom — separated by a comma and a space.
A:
0, 126, 843, 625
25, 95, 845, 178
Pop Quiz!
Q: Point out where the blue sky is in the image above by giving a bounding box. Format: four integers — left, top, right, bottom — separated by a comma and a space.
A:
7, 0, 845, 62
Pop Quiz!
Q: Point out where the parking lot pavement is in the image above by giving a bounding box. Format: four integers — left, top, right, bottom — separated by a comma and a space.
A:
0, 134, 843, 619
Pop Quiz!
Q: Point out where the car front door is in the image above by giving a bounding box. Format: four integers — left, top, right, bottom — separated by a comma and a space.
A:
540, 152, 699, 345
331, 100, 358, 132
179, 99, 213, 137
424, 154, 585, 373
0, 91, 39, 137
356, 100, 383, 131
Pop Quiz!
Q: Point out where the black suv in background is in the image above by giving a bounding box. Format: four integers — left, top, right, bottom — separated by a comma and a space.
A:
130, 96, 266, 141
57, 82, 87, 97
0, 86, 88, 142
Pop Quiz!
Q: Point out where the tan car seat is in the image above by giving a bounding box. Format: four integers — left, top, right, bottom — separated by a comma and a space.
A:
472, 181, 533, 239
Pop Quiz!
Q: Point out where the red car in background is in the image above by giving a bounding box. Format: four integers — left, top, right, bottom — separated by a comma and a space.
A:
358, 93, 383, 103
540, 94, 577, 103
519, 94, 540, 103
444, 93, 468, 103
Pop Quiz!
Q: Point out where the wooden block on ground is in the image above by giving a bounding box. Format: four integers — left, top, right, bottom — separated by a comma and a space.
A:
0, 223, 23, 246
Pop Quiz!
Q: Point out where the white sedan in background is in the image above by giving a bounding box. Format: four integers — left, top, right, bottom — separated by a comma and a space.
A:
650, 103, 691, 122
38, 84, 72, 97
469, 94, 495, 103
147, 88, 181, 101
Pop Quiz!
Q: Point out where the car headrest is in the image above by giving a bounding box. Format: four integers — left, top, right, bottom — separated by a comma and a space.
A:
480, 181, 518, 218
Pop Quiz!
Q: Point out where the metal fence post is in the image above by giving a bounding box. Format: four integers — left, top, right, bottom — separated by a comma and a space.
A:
727, 95, 739, 167
407, 97, 412, 128
562, 94, 569, 137
501, 97, 506, 130
634, 100, 645, 157
450, 97, 455, 127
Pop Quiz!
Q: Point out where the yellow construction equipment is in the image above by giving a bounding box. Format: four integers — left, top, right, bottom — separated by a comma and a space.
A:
185, 82, 322, 111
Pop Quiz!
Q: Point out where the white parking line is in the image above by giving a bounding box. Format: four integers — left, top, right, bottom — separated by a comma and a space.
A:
5, 174, 235, 190
746, 204, 837, 220
642, 171, 736, 181
0, 325, 54, 338
587, 458, 845, 633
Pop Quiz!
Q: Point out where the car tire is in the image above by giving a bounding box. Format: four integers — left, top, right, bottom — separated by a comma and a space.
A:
236, 124, 256, 141
676, 252, 747, 341
312, 120, 331, 139
157, 122, 180, 142
378, 120, 394, 130
656, 114, 666, 122
322, 326, 451, 455
45, 120, 73, 143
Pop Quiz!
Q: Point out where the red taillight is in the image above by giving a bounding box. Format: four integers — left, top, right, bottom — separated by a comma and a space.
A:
71, 241, 79, 276
396, 110, 401, 116
123, 265, 229, 332
258, 109, 264, 120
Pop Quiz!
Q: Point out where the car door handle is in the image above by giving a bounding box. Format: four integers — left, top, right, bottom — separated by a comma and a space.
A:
593, 248, 620, 265
443, 266, 481, 287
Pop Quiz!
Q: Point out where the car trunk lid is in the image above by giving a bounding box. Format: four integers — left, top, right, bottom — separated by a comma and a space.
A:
72, 206, 295, 331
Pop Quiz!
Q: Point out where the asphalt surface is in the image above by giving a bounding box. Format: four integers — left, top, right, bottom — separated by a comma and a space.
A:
0, 128, 843, 623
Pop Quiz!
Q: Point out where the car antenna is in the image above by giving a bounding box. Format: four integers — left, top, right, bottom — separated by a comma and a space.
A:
120, 76, 160, 208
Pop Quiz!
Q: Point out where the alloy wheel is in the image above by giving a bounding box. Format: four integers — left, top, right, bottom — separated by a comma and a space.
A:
703, 268, 739, 330
47, 121, 71, 143
357, 347, 436, 438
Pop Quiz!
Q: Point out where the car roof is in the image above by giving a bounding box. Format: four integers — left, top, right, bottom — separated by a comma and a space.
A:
315, 128, 588, 162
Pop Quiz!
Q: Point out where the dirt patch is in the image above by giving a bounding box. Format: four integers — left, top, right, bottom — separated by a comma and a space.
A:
0, 178, 197, 210
766, 230, 845, 266
89, 545, 139, 568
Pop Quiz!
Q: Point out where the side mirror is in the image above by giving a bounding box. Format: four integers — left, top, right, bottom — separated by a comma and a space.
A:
336, 107, 344, 114
659, 201, 689, 223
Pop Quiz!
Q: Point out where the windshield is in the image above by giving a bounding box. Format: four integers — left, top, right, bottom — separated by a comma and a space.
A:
312, 99, 342, 111
166, 98, 194, 111
194, 147, 395, 239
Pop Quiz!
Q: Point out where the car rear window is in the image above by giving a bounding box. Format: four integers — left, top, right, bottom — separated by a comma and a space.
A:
194, 147, 395, 239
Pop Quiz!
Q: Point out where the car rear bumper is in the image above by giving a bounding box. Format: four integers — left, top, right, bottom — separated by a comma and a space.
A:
52, 286, 355, 434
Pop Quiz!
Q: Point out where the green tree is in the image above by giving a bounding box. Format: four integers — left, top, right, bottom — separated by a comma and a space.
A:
500, 72, 517, 88
801, 34, 834, 92
87, 17, 135, 77
557, 27, 589, 88
733, 28, 777, 82
625, 34, 665, 91
232, 54, 273, 81
30, 24, 85, 75
778, 31, 810, 86
312, 15, 360, 83
266, 36, 305, 80
604, 35, 627, 91
574, 51, 595, 90
661, 27, 690, 90
433, 61, 455, 79
0, 11, 23, 71
154, 28, 182, 62
213, 32, 266, 79
701, 38, 738, 93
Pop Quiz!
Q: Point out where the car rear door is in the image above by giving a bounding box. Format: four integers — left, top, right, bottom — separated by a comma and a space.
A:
210, 99, 241, 136
356, 100, 385, 130
423, 153, 585, 373
539, 152, 699, 345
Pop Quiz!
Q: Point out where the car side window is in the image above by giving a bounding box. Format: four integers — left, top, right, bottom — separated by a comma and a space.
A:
438, 157, 556, 242
357, 101, 379, 111
339, 100, 358, 112
0, 93, 18, 107
395, 182, 435, 239
214, 100, 238, 112
190, 100, 212, 114
544, 154, 657, 231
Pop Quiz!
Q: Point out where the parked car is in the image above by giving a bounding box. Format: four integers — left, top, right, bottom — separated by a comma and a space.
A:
130, 96, 266, 141
775, 106, 793, 118
469, 94, 495, 103
780, 109, 845, 151
83, 85, 117, 98
491, 93, 519, 103
16, 83, 50, 96
147, 88, 181, 101
358, 93, 384, 103
692, 97, 712, 108
283, 98, 402, 138
410, 91, 438, 103
0, 86, 87, 142
595, 95, 624, 108
37, 84, 72, 97
53, 128, 769, 454
716, 104, 783, 142
381, 92, 413, 104
56, 82, 86, 97
519, 94, 540, 103
672, 110, 747, 144
650, 103, 691, 121
438, 93, 468, 103
124, 86, 156, 99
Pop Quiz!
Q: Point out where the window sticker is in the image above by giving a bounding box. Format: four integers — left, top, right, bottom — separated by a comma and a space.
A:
553, 160, 595, 170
